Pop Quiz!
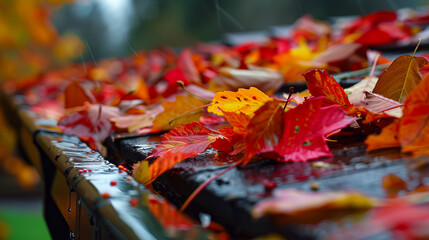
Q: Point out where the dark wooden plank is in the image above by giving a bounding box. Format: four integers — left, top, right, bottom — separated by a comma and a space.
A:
105, 134, 427, 239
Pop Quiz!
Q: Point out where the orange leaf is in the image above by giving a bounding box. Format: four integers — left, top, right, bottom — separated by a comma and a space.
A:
207, 87, 272, 116
244, 100, 284, 164
302, 69, 351, 108
382, 174, 408, 198
372, 55, 427, 103
399, 74, 429, 155
64, 81, 95, 109
365, 119, 400, 152
133, 151, 198, 185
152, 95, 207, 131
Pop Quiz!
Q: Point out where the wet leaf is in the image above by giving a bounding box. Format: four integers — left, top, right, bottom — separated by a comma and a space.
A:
274, 97, 355, 162
365, 119, 400, 152
207, 87, 272, 116
302, 69, 351, 108
210, 67, 283, 92
64, 81, 95, 109
372, 55, 427, 103
134, 151, 198, 185
252, 189, 376, 218
243, 100, 284, 165
152, 95, 207, 131
147, 122, 230, 158
399, 73, 429, 155
382, 174, 408, 198
364, 91, 403, 118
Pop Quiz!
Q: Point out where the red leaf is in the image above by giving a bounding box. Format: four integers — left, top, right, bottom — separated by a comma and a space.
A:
58, 103, 121, 152
147, 122, 230, 158
364, 91, 403, 118
302, 69, 351, 108
244, 100, 284, 165
274, 97, 355, 162
64, 81, 95, 109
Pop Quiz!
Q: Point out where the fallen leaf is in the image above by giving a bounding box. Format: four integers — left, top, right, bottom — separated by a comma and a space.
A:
58, 103, 121, 152
311, 43, 361, 65
252, 188, 376, 218
364, 91, 403, 118
208, 87, 272, 116
344, 76, 378, 106
111, 104, 164, 132
302, 69, 351, 108
243, 100, 284, 165
134, 151, 198, 185
365, 119, 400, 152
147, 122, 230, 158
210, 66, 283, 92
274, 97, 355, 162
152, 95, 207, 131
372, 55, 428, 103
382, 174, 408, 198
399, 73, 429, 155
64, 81, 95, 109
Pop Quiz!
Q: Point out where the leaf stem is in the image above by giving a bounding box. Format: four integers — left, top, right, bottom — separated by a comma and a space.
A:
283, 87, 294, 111
176, 81, 212, 103
399, 38, 421, 102
169, 104, 211, 126
180, 160, 242, 212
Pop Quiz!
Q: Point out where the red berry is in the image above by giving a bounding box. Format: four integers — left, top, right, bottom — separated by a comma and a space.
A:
78, 169, 84, 173
129, 198, 139, 207
101, 192, 110, 199
126, 176, 132, 182
110, 180, 117, 186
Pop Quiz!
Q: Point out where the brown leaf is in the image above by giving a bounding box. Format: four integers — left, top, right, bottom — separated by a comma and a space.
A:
64, 81, 95, 109
372, 55, 428, 103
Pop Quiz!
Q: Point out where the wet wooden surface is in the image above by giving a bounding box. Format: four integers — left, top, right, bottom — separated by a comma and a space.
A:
105, 132, 429, 239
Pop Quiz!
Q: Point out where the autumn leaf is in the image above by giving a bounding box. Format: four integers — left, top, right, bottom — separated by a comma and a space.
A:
111, 104, 164, 132
399, 73, 429, 155
58, 103, 121, 152
274, 97, 355, 162
207, 87, 272, 116
344, 76, 378, 106
365, 119, 400, 152
252, 188, 376, 218
302, 69, 351, 108
363, 91, 403, 118
210, 67, 283, 92
133, 151, 198, 185
64, 81, 95, 109
147, 122, 230, 158
243, 100, 284, 165
152, 95, 207, 131
382, 174, 408, 198
372, 55, 428, 103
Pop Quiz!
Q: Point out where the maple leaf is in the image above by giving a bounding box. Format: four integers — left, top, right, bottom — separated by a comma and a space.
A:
133, 151, 198, 185
274, 97, 355, 162
147, 122, 230, 158
372, 55, 428, 103
152, 95, 207, 131
365, 119, 400, 152
252, 189, 376, 218
302, 69, 351, 108
398, 73, 429, 155
207, 87, 272, 116
243, 100, 284, 165
64, 81, 95, 109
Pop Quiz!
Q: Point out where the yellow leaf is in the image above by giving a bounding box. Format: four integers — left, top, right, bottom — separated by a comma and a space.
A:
152, 95, 206, 131
208, 87, 272, 116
